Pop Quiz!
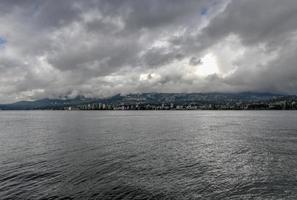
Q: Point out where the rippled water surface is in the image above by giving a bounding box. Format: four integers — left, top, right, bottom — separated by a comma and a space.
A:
1, 111, 297, 199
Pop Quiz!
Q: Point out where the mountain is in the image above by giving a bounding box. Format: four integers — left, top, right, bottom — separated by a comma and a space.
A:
0, 96, 99, 110
118, 92, 284, 104
0, 92, 293, 110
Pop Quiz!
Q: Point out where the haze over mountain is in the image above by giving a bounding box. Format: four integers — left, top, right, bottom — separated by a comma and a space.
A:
0, 0, 297, 103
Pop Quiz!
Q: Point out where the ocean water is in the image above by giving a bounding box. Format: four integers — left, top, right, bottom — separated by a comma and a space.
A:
0, 111, 297, 200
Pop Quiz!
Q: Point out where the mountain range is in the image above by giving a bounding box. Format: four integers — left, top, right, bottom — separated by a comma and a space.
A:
0, 92, 295, 110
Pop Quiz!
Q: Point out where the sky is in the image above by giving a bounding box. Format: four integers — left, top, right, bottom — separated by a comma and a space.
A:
0, 0, 297, 103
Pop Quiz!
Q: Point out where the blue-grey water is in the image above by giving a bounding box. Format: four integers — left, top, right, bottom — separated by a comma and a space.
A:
0, 111, 297, 200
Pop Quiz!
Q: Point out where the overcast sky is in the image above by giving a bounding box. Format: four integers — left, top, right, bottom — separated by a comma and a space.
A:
0, 0, 297, 103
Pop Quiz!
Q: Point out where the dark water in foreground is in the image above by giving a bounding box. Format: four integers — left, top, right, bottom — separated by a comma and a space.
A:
0, 111, 297, 200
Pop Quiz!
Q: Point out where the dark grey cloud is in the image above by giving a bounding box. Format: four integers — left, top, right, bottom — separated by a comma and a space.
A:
0, 0, 297, 102
202, 0, 297, 46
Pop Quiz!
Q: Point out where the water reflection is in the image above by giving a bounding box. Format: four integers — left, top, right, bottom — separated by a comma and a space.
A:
0, 111, 297, 199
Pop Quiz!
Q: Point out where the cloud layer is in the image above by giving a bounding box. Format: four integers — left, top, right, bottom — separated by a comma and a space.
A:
0, 0, 297, 102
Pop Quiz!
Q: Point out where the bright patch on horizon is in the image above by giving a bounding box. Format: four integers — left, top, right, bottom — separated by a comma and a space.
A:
195, 53, 220, 76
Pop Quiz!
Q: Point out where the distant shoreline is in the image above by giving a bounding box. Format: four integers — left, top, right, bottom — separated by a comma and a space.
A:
1, 109, 296, 111
1, 92, 296, 111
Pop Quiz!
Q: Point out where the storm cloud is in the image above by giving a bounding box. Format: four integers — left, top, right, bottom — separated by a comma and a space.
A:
0, 0, 297, 102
